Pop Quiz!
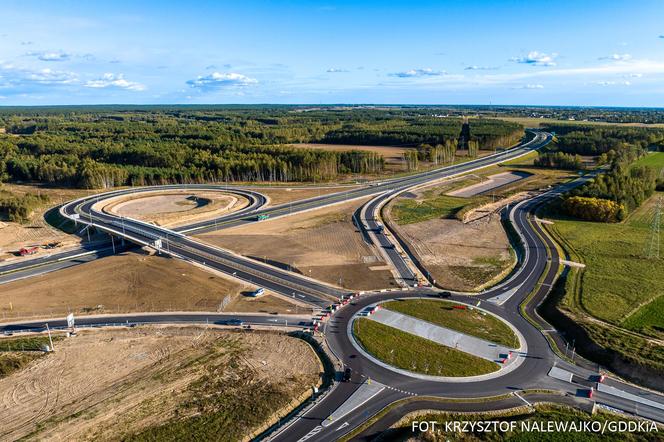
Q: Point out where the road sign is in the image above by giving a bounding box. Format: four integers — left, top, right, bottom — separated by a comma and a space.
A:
66, 313, 75, 329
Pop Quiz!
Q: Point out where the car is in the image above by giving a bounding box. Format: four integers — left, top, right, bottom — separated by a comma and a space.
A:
227, 319, 245, 326
343, 367, 352, 382
436, 291, 452, 298
249, 287, 265, 297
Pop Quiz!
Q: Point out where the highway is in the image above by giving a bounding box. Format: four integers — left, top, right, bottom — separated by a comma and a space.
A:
49, 131, 551, 309
4, 129, 664, 440
270, 180, 664, 442
0, 131, 547, 287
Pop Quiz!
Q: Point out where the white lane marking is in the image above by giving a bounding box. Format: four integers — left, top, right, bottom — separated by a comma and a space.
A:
336, 422, 350, 431
515, 392, 532, 407
298, 425, 323, 441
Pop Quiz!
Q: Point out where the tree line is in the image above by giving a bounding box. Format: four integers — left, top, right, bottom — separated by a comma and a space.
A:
0, 191, 49, 222
0, 108, 522, 188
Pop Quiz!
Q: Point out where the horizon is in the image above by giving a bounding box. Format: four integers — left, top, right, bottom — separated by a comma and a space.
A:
2, 0, 664, 106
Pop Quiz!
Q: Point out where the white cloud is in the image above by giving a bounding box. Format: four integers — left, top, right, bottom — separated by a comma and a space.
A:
389, 68, 445, 78
326, 68, 348, 73
84, 73, 145, 91
26, 51, 71, 62
594, 80, 631, 86
510, 51, 557, 66
599, 53, 632, 61
187, 72, 258, 89
514, 84, 544, 89
0, 63, 78, 87
464, 65, 498, 71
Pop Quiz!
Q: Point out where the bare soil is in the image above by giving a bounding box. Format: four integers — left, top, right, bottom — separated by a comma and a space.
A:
196, 198, 397, 291
0, 184, 95, 262
257, 185, 358, 206
0, 251, 300, 321
0, 327, 320, 441
103, 190, 248, 228
391, 215, 513, 291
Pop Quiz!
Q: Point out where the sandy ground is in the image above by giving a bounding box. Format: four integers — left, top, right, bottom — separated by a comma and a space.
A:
0, 184, 95, 262
391, 215, 513, 291
448, 171, 531, 198
0, 251, 303, 322
196, 198, 397, 291
103, 190, 248, 227
257, 185, 359, 206
0, 327, 320, 441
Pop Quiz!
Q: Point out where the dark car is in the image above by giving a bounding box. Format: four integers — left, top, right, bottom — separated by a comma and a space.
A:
436, 291, 452, 298
343, 367, 352, 382
227, 319, 245, 326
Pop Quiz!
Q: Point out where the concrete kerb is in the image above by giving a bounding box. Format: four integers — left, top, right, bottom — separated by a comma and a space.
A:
347, 298, 529, 383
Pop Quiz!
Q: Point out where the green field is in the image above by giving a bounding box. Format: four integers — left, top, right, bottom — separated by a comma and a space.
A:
632, 151, 664, 171
548, 192, 664, 337
391, 188, 488, 225
382, 299, 519, 348
352, 318, 498, 377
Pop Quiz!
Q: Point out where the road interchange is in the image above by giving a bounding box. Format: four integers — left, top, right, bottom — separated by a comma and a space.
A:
3, 129, 664, 440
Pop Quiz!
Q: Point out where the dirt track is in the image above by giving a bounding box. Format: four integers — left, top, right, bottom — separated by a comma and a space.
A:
0, 327, 320, 440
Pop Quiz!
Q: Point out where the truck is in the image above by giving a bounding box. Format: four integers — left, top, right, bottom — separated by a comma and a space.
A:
19, 246, 39, 256
256, 214, 270, 221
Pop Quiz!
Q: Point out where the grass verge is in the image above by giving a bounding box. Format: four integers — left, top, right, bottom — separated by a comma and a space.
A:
391, 189, 488, 225
352, 318, 498, 377
382, 299, 518, 348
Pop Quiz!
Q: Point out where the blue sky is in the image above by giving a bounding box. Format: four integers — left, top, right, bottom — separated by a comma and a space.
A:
1, 0, 664, 106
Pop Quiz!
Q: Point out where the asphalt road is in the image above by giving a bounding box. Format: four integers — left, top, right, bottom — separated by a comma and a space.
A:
6, 130, 663, 440
1, 131, 546, 287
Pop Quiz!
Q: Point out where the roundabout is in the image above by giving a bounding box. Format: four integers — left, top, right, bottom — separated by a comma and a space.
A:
3, 130, 664, 442
346, 298, 526, 382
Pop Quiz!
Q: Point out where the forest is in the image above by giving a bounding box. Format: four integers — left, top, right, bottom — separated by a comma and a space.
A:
0, 107, 523, 188
551, 123, 661, 222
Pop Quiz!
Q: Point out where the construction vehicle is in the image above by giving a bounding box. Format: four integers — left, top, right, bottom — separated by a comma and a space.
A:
19, 246, 39, 256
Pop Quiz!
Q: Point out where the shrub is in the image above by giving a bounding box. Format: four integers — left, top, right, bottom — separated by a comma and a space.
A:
562, 196, 624, 222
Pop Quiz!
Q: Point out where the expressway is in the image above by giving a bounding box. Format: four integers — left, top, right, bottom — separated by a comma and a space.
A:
270, 180, 664, 442
48, 131, 551, 309
0, 131, 548, 287
5, 129, 663, 440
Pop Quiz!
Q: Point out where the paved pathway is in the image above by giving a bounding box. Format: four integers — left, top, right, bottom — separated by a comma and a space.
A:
321, 379, 385, 427
369, 308, 517, 363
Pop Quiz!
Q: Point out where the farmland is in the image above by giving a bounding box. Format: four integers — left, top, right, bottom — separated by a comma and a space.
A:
548, 192, 664, 334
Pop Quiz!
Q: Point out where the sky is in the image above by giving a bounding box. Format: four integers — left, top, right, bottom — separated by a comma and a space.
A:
1, 0, 664, 107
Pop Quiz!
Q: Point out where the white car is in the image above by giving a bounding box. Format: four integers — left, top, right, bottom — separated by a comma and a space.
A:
250, 288, 265, 297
